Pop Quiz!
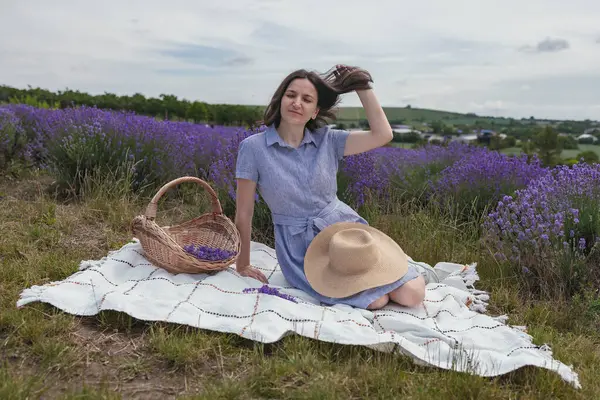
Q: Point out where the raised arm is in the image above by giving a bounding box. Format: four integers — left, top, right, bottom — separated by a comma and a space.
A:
234, 178, 268, 283
343, 88, 394, 156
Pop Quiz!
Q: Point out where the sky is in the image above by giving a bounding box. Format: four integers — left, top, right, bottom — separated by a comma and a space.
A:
1, 0, 600, 121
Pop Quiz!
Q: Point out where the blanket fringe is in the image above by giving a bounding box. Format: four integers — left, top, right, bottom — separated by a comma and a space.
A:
449, 262, 491, 313
16, 285, 44, 308
492, 314, 510, 324
80, 259, 105, 271
447, 264, 561, 363
452, 267, 553, 356
461, 263, 481, 286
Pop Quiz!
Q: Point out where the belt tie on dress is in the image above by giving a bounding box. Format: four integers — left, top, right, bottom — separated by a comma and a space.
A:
271, 197, 341, 244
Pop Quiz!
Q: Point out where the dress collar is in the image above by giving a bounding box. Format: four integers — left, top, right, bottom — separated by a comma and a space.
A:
265, 124, 317, 148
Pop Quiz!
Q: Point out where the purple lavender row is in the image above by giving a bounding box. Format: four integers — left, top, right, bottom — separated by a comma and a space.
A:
483, 162, 600, 263
0, 104, 253, 189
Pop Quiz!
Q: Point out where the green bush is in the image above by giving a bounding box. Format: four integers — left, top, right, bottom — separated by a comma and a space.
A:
558, 135, 579, 150
576, 151, 599, 164
562, 158, 579, 166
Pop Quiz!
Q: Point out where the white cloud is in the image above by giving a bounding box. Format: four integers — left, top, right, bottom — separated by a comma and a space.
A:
1, 0, 600, 120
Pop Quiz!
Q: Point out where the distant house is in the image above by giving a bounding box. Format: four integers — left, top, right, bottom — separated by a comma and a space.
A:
576, 133, 598, 143
391, 124, 412, 131
583, 128, 600, 136
476, 129, 496, 145
427, 134, 445, 143
452, 134, 478, 144
391, 125, 416, 135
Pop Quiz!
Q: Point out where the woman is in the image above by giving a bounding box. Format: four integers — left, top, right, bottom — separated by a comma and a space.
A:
234, 65, 427, 310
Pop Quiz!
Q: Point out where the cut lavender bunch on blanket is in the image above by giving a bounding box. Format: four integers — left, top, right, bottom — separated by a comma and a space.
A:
183, 244, 237, 261
243, 284, 298, 303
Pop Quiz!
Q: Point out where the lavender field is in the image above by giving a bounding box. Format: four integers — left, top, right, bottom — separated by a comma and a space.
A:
2, 103, 600, 397
2, 103, 598, 299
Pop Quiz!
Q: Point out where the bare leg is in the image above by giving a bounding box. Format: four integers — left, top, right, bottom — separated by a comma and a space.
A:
388, 276, 426, 307
367, 294, 390, 310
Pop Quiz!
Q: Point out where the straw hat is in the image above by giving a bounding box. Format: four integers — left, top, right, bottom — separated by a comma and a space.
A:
304, 222, 408, 298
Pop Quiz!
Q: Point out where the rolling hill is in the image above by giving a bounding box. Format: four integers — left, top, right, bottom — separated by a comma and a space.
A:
334, 106, 514, 126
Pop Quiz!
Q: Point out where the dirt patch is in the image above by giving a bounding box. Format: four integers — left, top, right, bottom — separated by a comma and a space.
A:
62, 322, 208, 398
70, 323, 145, 360
0, 174, 56, 202
3, 320, 209, 399
55, 208, 124, 259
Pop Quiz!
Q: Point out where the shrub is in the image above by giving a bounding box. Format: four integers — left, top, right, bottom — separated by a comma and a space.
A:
562, 158, 580, 166
0, 108, 26, 169
576, 151, 599, 164
483, 163, 600, 299
433, 151, 548, 219
558, 134, 578, 150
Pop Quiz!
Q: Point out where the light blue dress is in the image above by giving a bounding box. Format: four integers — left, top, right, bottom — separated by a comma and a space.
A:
235, 124, 419, 309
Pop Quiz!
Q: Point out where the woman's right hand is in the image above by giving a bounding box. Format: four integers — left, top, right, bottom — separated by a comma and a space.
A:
237, 265, 268, 284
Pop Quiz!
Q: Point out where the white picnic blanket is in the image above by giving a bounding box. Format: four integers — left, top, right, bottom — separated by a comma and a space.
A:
17, 239, 581, 389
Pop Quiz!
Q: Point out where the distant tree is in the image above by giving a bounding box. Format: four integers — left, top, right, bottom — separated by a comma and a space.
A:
431, 120, 443, 134
533, 126, 563, 166
389, 119, 405, 125
159, 94, 181, 120
442, 124, 455, 135
0, 84, 263, 127
188, 101, 209, 123
521, 139, 536, 156
489, 135, 503, 150
392, 131, 420, 143
558, 135, 579, 150
503, 135, 517, 147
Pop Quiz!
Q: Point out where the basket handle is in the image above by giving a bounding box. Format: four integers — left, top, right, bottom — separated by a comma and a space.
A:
145, 176, 223, 220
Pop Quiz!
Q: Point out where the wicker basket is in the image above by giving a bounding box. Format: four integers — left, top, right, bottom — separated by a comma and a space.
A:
131, 176, 240, 274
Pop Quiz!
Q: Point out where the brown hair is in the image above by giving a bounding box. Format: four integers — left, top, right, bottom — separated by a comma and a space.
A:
263, 66, 373, 131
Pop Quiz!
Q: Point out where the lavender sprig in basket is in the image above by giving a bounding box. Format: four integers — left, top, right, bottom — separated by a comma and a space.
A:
183, 244, 237, 261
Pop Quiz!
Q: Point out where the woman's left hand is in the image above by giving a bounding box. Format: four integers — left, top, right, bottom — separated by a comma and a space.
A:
333, 64, 354, 78
332, 64, 373, 89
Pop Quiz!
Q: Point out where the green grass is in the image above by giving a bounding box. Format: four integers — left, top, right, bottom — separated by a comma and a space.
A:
501, 144, 600, 159
388, 142, 415, 149
1, 171, 599, 398
334, 106, 512, 126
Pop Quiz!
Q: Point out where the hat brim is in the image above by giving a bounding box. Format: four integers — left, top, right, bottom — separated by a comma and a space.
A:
304, 222, 408, 298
